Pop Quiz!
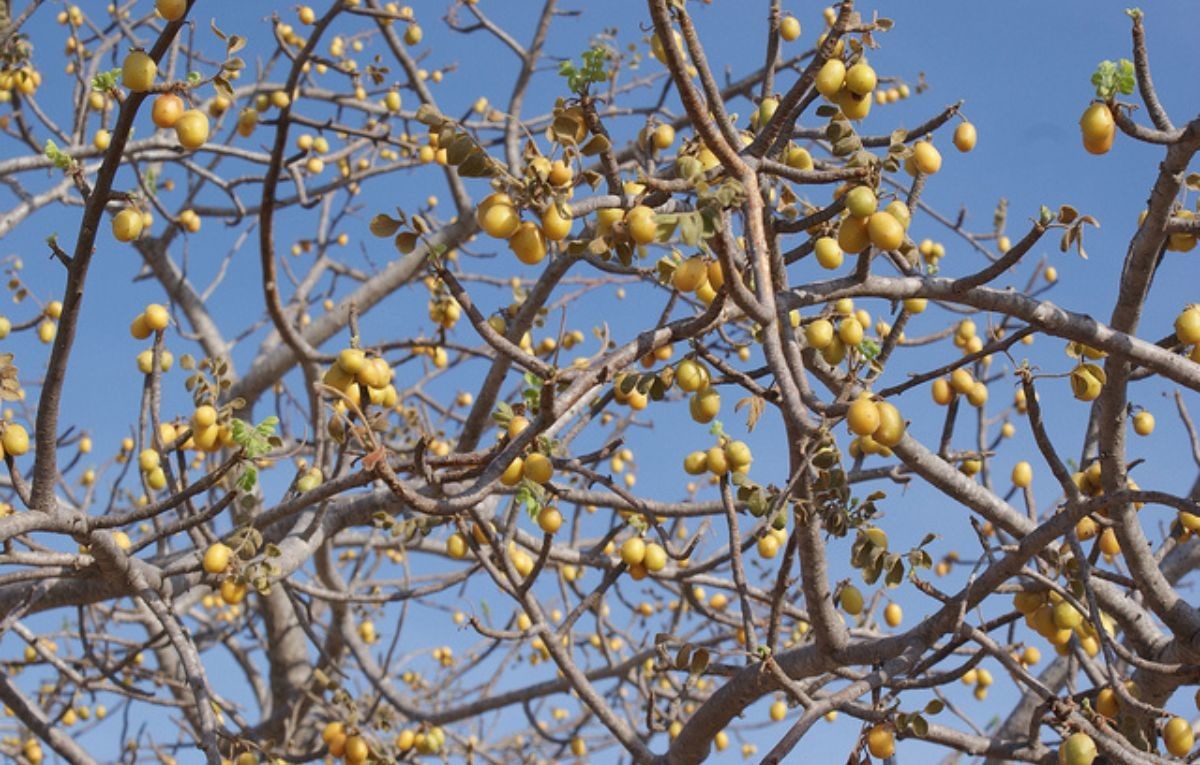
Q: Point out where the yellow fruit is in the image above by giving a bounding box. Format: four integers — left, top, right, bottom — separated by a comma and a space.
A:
690, 388, 720, 423
1132, 410, 1154, 436
1175, 307, 1200, 344
785, 145, 813, 170
883, 602, 902, 627
844, 63, 877, 96
625, 205, 658, 245
805, 319, 834, 349
840, 584, 863, 615
867, 725, 895, 758
344, 735, 369, 765
509, 222, 547, 265
1079, 103, 1115, 155
522, 452, 553, 484
1165, 717, 1195, 757
220, 578, 247, 605
912, 141, 942, 175
540, 203, 572, 241
1095, 687, 1119, 718
838, 317, 863, 346
673, 256, 708, 292
174, 109, 210, 150
867, 211, 905, 251
837, 88, 872, 121
953, 121, 977, 152
872, 401, 905, 446
950, 368, 975, 395
675, 359, 709, 392
705, 445, 729, 475
621, 537, 646, 566
113, 209, 144, 242
156, 0, 186, 21
837, 215, 871, 254
446, 532, 469, 559
2, 424, 29, 456
769, 699, 787, 722
652, 124, 675, 150
536, 505, 563, 534
642, 542, 667, 572
202, 542, 232, 574
151, 93, 184, 129
779, 15, 801, 41
1059, 732, 1097, 765
814, 236, 843, 269
1070, 364, 1105, 402
815, 58, 846, 99
122, 51, 156, 91
143, 303, 169, 331
683, 451, 708, 475
1012, 461, 1032, 488
404, 24, 423, 45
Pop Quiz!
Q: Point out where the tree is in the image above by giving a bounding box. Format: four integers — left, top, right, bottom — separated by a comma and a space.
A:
0, 0, 1197, 763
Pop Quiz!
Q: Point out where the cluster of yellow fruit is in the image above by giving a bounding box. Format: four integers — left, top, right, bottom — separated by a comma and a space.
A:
130, 303, 170, 339
844, 393, 907, 454
815, 56, 877, 121
202, 542, 248, 606
931, 367, 990, 409
427, 295, 461, 330
0, 66, 41, 103
802, 300, 872, 366
756, 525, 788, 559
834, 185, 912, 256
323, 348, 399, 410
669, 254, 724, 305
619, 535, 669, 579
1013, 588, 1111, 662
952, 318, 985, 356
682, 437, 752, 478
959, 666, 995, 701
199, 590, 244, 623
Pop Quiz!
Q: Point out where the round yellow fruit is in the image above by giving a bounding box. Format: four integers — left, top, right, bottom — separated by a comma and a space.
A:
953, 121, 977, 152
2, 424, 29, 456
174, 109, 211, 150
867, 725, 895, 758
113, 209, 145, 242
202, 542, 232, 575
625, 205, 658, 245
509, 221, 547, 265
122, 51, 156, 92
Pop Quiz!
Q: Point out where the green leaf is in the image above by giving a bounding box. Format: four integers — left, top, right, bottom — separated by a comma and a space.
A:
237, 465, 258, 492
91, 68, 122, 92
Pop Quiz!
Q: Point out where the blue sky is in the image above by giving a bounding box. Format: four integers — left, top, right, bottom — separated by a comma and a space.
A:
3, 0, 1200, 762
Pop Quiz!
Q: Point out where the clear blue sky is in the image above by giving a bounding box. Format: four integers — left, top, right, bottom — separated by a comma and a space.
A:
2, 1, 1199, 762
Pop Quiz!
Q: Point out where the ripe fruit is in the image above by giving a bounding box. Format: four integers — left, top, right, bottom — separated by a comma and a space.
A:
122, 51, 156, 92
1133, 410, 1154, 436
1176, 307, 1200, 344
883, 602, 902, 627
814, 237, 843, 269
837, 88, 871, 121
815, 58, 846, 99
837, 215, 871, 254
174, 110, 210, 149
2, 424, 29, 456
523, 452, 553, 484
1164, 716, 1194, 757
1070, 364, 1106, 402
675, 359, 709, 392
806, 319, 834, 349
844, 63, 877, 96
673, 256, 708, 292
867, 211, 904, 251
203, 542, 232, 574
156, 0, 186, 20
769, 700, 787, 722
643, 543, 667, 572
1012, 461, 1032, 488
446, 532, 468, 559
540, 203, 572, 241
847, 398, 880, 436
509, 222, 547, 265
840, 584, 863, 615
113, 209, 144, 242
912, 141, 942, 175
1080, 103, 1115, 155
779, 15, 801, 42
151, 94, 184, 128
953, 121, 977, 152
690, 388, 720, 423
838, 317, 863, 346
344, 735, 369, 765
621, 537, 646, 566
625, 205, 657, 245
844, 186, 877, 218
536, 505, 562, 534
872, 401, 905, 447
143, 304, 169, 331
220, 578, 247, 605
1058, 732, 1097, 765
867, 725, 895, 758
652, 124, 675, 150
